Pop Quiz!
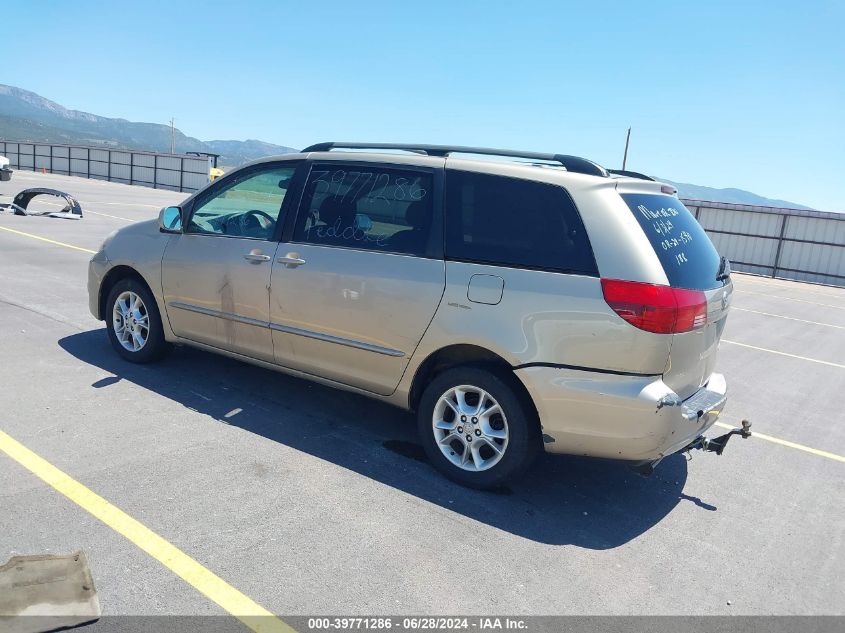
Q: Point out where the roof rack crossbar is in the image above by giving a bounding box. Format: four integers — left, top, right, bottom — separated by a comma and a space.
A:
301, 142, 608, 178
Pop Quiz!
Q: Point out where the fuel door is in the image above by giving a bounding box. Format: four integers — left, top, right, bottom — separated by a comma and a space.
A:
467, 274, 504, 305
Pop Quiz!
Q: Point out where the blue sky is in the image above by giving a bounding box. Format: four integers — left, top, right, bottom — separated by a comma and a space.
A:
4, 0, 844, 209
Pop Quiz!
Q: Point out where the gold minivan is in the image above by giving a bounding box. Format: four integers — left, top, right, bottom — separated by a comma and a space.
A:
88, 142, 741, 488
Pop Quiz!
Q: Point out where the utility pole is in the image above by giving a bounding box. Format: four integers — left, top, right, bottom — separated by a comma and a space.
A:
169, 118, 176, 154
622, 126, 631, 170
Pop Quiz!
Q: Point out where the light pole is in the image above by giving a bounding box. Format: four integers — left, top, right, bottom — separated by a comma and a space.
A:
169, 118, 176, 154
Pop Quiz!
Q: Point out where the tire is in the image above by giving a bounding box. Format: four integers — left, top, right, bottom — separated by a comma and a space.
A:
417, 366, 542, 489
105, 277, 171, 363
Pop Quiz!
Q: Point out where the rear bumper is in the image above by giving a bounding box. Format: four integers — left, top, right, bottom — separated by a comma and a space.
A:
515, 367, 727, 461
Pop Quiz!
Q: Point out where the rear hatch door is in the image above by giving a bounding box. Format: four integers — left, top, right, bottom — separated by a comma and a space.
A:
620, 191, 731, 399
668, 281, 733, 398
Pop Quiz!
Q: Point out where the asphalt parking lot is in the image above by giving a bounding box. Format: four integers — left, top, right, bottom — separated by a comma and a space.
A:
1, 171, 843, 624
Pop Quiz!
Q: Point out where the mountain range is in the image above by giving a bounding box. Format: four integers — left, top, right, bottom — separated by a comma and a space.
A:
660, 178, 811, 209
0, 84, 812, 209
0, 84, 296, 167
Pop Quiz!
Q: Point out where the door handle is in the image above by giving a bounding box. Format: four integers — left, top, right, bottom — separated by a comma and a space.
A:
277, 253, 306, 268
244, 251, 271, 263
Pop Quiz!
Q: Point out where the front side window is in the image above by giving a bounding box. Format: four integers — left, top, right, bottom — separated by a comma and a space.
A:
293, 164, 434, 255
187, 165, 297, 240
444, 170, 597, 275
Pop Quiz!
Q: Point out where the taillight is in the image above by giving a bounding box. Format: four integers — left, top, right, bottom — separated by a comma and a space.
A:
601, 278, 707, 334
672, 286, 709, 332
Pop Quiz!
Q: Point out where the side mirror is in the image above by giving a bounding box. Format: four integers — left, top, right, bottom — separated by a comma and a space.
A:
159, 206, 183, 233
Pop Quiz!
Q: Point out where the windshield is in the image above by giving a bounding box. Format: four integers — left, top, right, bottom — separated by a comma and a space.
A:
621, 193, 722, 290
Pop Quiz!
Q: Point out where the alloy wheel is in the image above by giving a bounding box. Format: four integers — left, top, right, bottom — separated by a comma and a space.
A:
112, 290, 150, 352
432, 385, 509, 472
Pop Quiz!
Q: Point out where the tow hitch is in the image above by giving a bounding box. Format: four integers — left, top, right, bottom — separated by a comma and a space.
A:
686, 419, 752, 455
630, 420, 751, 476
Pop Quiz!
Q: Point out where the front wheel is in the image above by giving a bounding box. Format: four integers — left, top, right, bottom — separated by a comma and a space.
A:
105, 278, 170, 363
417, 366, 541, 489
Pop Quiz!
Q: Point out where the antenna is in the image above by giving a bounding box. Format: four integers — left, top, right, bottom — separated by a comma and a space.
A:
622, 127, 631, 170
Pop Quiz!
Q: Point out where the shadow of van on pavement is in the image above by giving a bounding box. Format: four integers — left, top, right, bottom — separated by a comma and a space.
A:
60, 329, 712, 549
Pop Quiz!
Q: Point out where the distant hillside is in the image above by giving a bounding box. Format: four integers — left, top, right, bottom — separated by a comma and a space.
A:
662, 178, 812, 210
0, 84, 209, 153
0, 114, 120, 146
0, 84, 817, 208
0, 84, 295, 166
205, 139, 297, 166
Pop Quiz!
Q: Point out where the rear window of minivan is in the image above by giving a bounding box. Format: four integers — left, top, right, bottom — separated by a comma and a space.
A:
621, 193, 721, 290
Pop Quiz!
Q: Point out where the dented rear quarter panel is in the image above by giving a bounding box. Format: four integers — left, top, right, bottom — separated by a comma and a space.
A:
392, 260, 674, 411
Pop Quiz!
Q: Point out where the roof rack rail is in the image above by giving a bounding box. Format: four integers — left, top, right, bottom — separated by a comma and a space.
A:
301, 142, 609, 178
607, 169, 655, 181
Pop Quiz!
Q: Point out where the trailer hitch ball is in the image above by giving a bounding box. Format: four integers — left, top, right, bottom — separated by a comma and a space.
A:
700, 419, 752, 455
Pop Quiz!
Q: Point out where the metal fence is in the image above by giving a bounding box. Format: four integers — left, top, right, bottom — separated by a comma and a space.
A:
0, 140, 211, 193
683, 199, 845, 287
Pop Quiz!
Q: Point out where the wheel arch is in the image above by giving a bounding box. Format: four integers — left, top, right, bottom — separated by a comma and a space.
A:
408, 344, 536, 416
98, 265, 156, 321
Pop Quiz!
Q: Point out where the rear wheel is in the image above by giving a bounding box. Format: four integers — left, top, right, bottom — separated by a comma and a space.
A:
105, 278, 170, 363
417, 366, 541, 489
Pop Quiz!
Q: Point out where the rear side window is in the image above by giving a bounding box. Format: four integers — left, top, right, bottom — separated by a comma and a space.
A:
444, 171, 597, 275
621, 193, 721, 290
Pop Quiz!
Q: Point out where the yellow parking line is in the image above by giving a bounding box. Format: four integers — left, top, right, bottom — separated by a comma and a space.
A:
0, 225, 96, 254
732, 307, 845, 330
0, 430, 295, 633
721, 339, 845, 369
714, 422, 845, 464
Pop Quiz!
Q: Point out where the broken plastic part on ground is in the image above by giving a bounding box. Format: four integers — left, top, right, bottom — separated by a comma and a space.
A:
0, 188, 83, 219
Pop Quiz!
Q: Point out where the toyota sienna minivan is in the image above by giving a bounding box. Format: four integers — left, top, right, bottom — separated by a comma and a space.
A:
88, 142, 742, 488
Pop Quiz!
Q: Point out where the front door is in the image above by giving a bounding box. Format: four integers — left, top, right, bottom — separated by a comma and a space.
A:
162, 162, 299, 362
269, 161, 446, 395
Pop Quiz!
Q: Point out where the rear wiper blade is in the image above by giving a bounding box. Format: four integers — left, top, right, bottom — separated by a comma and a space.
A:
716, 256, 731, 281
